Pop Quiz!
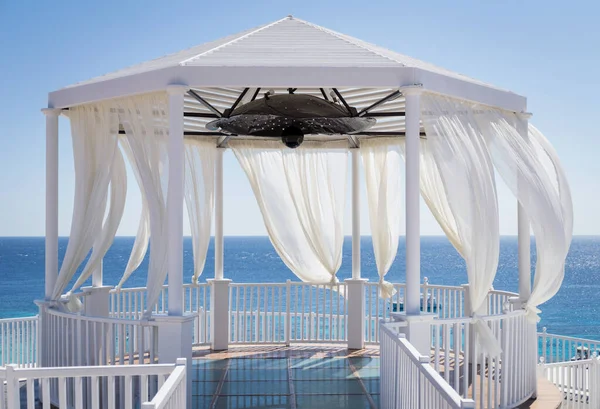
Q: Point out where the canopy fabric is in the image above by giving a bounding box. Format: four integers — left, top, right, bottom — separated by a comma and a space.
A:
116, 138, 150, 290
52, 102, 120, 302
116, 92, 170, 318
477, 113, 573, 322
420, 93, 502, 356
184, 139, 217, 284
361, 138, 403, 298
230, 140, 347, 284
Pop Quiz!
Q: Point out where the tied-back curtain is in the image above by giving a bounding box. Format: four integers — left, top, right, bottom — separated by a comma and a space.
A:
361, 138, 403, 298
230, 140, 348, 284
420, 93, 502, 356
52, 103, 120, 301
116, 93, 170, 318
476, 112, 573, 322
116, 138, 150, 290
184, 139, 217, 284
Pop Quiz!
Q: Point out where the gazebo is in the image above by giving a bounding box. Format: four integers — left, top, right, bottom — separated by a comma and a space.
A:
13, 15, 575, 409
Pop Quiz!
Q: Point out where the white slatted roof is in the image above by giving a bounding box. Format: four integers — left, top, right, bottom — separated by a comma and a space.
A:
49, 16, 527, 112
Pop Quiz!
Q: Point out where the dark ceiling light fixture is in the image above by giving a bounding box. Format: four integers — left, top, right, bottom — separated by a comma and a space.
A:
206, 93, 376, 149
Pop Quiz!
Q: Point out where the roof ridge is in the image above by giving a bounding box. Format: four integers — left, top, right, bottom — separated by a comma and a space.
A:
293, 18, 404, 66
179, 17, 289, 66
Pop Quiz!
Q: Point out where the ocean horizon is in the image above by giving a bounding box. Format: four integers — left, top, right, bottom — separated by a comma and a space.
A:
1, 235, 598, 340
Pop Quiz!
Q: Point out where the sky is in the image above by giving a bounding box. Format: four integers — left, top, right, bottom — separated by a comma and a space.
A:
0, 0, 598, 237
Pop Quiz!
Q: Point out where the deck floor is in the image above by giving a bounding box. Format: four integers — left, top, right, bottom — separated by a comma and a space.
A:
192, 345, 380, 409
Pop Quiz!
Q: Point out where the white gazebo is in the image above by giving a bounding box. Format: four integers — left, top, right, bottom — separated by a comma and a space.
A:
26, 15, 573, 409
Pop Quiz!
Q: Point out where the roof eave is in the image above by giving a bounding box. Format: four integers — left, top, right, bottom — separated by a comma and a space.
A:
48, 65, 526, 112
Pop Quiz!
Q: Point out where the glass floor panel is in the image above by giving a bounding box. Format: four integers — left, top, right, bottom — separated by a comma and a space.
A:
192, 355, 380, 409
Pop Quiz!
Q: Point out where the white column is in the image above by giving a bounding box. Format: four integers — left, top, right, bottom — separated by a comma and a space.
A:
92, 259, 103, 287
211, 148, 230, 350
345, 278, 366, 349
517, 114, 531, 302
404, 87, 422, 315
155, 315, 195, 409
351, 148, 361, 279
166, 85, 187, 316
43, 108, 60, 300
215, 149, 224, 280
209, 278, 230, 350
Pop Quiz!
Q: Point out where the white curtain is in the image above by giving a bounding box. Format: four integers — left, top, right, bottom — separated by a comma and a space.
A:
361, 138, 403, 298
420, 93, 502, 356
52, 103, 119, 301
116, 138, 150, 290
476, 112, 573, 322
65, 147, 127, 310
116, 93, 170, 318
230, 140, 348, 284
184, 139, 217, 284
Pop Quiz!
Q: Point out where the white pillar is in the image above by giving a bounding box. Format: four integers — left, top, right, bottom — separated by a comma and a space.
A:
209, 278, 230, 350
345, 278, 366, 349
215, 149, 224, 280
404, 86, 422, 315
211, 149, 229, 350
517, 114, 531, 302
155, 315, 195, 409
166, 85, 187, 316
92, 259, 103, 287
351, 148, 361, 279
391, 86, 435, 356
43, 108, 60, 300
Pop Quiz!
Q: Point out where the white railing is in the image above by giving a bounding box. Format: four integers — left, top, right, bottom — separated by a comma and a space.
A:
105, 280, 517, 346
380, 321, 475, 409
229, 281, 348, 344
45, 308, 159, 367
0, 359, 184, 409
0, 315, 38, 368
141, 358, 187, 409
541, 356, 600, 408
539, 328, 600, 364
109, 283, 211, 346
428, 310, 536, 409
365, 280, 467, 344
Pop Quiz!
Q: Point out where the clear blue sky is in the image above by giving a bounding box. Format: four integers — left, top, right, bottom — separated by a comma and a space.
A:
0, 0, 598, 236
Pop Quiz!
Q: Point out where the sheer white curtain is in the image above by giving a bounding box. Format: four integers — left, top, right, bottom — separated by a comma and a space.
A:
116, 138, 150, 290
65, 147, 127, 310
230, 140, 347, 284
116, 93, 170, 318
361, 138, 403, 298
52, 102, 119, 301
476, 112, 573, 322
420, 93, 501, 356
184, 139, 217, 284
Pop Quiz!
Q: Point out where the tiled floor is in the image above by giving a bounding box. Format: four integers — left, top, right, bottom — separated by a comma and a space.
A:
192, 346, 380, 409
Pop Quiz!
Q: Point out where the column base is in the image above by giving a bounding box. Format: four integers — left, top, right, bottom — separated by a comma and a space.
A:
81, 286, 113, 317
391, 312, 436, 356
153, 313, 196, 409
345, 278, 367, 350
208, 279, 231, 351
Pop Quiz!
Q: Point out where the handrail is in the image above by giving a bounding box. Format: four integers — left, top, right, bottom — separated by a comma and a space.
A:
380, 323, 475, 408
7, 362, 175, 378
47, 306, 157, 326
142, 358, 187, 409
433, 306, 526, 324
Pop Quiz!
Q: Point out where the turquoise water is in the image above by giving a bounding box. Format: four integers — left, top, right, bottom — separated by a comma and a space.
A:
0, 236, 599, 339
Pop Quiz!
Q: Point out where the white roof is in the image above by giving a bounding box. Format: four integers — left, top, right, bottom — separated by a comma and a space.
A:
49, 16, 526, 112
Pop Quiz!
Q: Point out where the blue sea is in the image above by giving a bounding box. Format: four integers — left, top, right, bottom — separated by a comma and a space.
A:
0, 236, 598, 340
